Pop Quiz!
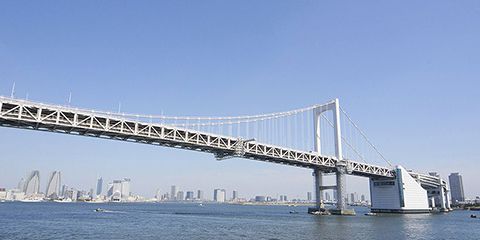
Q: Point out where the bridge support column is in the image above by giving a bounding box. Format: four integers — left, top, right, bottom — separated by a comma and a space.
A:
313, 168, 323, 210
328, 162, 354, 215
445, 189, 451, 210
438, 179, 449, 212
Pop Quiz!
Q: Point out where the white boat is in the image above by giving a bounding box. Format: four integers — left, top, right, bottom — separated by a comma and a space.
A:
20, 199, 43, 203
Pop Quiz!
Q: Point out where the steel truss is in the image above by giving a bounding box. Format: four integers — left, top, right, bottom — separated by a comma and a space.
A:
0, 97, 395, 178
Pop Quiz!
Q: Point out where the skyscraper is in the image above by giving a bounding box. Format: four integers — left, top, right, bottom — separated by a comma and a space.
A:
177, 191, 184, 201
197, 190, 204, 200
307, 192, 312, 202
121, 178, 130, 200
23, 170, 40, 196
449, 173, 465, 203
350, 193, 358, 204
61, 185, 68, 197
156, 189, 162, 201
186, 191, 194, 200
45, 171, 61, 199
232, 190, 238, 201
106, 178, 131, 201
214, 189, 226, 202
170, 185, 177, 201
325, 192, 331, 201
96, 177, 103, 196
17, 178, 25, 190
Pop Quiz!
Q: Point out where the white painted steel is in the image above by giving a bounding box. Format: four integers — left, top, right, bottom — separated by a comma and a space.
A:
0, 97, 395, 178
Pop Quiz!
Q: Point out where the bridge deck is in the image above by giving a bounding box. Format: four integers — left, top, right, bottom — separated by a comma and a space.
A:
0, 97, 394, 178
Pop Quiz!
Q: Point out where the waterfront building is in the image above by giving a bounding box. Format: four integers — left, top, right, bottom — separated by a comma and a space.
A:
186, 191, 194, 200
350, 193, 358, 203
17, 178, 25, 190
170, 185, 177, 201
61, 185, 68, 197
255, 196, 266, 202
325, 192, 331, 201
0, 188, 6, 200
107, 178, 131, 201
177, 191, 184, 201
64, 188, 78, 201
232, 190, 238, 201
45, 171, 61, 199
23, 170, 40, 196
121, 178, 131, 199
449, 173, 465, 203
155, 189, 162, 201
307, 192, 312, 202
96, 177, 103, 196
6, 189, 25, 201
279, 195, 288, 202
213, 189, 226, 202
197, 190, 204, 200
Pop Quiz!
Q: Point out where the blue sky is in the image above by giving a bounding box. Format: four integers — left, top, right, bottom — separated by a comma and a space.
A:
0, 1, 479, 199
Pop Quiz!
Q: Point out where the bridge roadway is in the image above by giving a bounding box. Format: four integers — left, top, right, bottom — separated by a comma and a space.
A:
0, 97, 396, 179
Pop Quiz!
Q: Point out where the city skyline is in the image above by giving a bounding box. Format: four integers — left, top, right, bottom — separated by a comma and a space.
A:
2, 169, 380, 203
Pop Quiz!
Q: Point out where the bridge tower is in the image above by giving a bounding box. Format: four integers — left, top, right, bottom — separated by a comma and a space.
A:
312, 98, 355, 215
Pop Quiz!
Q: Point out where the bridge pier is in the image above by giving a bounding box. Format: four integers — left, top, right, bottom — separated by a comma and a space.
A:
313, 168, 324, 210
329, 162, 355, 215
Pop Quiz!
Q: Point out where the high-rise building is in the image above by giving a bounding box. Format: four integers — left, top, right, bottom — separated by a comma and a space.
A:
121, 178, 130, 200
23, 170, 40, 196
45, 171, 61, 199
61, 185, 68, 197
156, 189, 162, 201
255, 196, 266, 202
177, 191, 184, 201
170, 185, 177, 201
361, 194, 366, 202
232, 190, 238, 201
96, 177, 103, 196
449, 173, 465, 203
214, 189, 226, 202
186, 191, 194, 200
197, 190, 204, 200
307, 192, 312, 202
350, 193, 358, 203
17, 178, 25, 190
107, 178, 131, 201
325, 192, 331, 201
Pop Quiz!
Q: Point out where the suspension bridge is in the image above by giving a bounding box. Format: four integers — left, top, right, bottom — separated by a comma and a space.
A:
0, 96, 451, 214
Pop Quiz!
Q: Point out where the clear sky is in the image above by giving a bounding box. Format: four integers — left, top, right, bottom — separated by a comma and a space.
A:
0, 1, 479, 199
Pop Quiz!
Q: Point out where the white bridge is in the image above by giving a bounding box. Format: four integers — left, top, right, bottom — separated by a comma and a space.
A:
0, 96, 451, 214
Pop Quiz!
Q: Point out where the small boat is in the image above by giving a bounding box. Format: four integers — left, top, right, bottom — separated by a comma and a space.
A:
94, 208, 106, 212
20, 199, 43, 203
289, 210, 298, 214
471, 214, 477, 218
365, 212, 377, 216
